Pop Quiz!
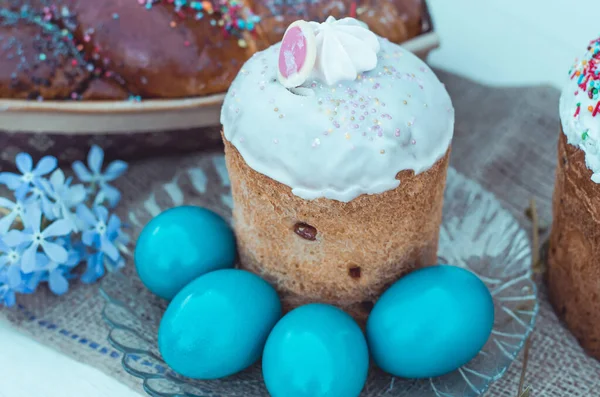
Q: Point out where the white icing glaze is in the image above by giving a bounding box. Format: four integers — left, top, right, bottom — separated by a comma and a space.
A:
221, 33, 454, 202
559, 38, 600, 183
307, 16, 380, 86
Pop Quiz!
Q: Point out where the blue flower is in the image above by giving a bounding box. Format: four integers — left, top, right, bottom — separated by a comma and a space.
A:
23, 183, 55, 220
2, 259, 22, 290
72, 146, 127, 208
0, 238, 23, 295
0, 234, 44, 304
0, 237, 23, 269
37, 244, 82, 295
0, 196, 25, 235
39, 169, 87, 229
0, 147, 128, 306
81, 252, 104, 284
0, 153, 57, 197
76, 205, 121, 261
18, 270, 44, 294
4, 252, 45, 291
80, 251, 124, 284
3, 264, 44, 297
48, 268, 70, 295
3, 203, 72, 271
0, 281, 16, 307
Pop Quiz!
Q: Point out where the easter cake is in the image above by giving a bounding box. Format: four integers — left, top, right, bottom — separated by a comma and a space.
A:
221, 16, 454, 322
548, 37, 600, 360
0, 0, 430, 100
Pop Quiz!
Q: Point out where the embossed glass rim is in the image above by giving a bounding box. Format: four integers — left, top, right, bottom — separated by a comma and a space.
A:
99, 156, 539, 397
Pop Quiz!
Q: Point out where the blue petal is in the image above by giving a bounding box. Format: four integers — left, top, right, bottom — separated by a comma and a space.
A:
23, 204, 42, 232
35, 252, 50, 269
15, 153, 33, 174
0, 238, 8, 252
82, 230, 97, 247
51, 203, 63, 221
41, 240, 68, 263
21, 271, 43, 293
49, 169, 65, 189
67, 185, 87, 207
6, 265, 22, 288
88, 145, 104, 174
81, 253, 104, 284
64, 270, 77, 280
0, 173, 23, 190
100, 184, 121, 208
14, 183, 31, 200
14, 187, 30, 203
106, 214, 122, 238
20, 244, 39, 273
65, 248, 82, 268
71, 215, 85, 234
76, 204, 97, 227
93, 191, 105, 207
94, 206, 109, 223
41, 197, 55, 220
0, 211, 18, 235
3, 230, 31, 247
0, 197, 15, 210
42, 219, 72, 238
48, 269, 69, 295
101, 235, 119, 261
52, 236, 68, 247
33, 156, 58, 176
71, 241, 87, 259
72, 161, 93, 183
35, 178, 53, 196
1, 289, 16, 307
45, 259, 60, 271
80, 269, 97, 284
62, 211, 80, 234
102, 160, 128, 182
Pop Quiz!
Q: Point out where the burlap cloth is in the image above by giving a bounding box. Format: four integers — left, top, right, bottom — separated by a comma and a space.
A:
1, 70, 599, 396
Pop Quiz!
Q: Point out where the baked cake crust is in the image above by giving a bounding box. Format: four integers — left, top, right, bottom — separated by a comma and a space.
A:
548, 129, 600, 359
0, 0, 427, 100
224, 135, 450, 323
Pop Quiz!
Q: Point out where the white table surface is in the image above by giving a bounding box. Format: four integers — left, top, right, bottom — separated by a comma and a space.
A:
1, 1, 599, 396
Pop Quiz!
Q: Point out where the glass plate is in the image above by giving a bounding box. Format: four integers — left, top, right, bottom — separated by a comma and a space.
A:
99, 154, 538, 397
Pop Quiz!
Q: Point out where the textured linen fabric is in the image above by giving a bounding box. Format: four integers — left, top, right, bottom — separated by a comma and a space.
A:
2, 70, 598, 396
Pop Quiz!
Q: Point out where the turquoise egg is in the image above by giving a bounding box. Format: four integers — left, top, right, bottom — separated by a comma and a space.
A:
367, 265, 495, 378
263, 304, 369, 397
135, 206, 236, 300
158, 269, 281, 379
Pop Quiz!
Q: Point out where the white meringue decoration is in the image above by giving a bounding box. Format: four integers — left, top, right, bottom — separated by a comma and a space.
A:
307, 16, 380, 86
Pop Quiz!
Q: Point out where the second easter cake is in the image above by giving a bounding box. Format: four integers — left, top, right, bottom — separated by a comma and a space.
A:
549, 36, 600, 359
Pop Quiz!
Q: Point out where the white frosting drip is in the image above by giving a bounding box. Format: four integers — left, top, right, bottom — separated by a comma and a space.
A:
559, 39, 600, 183
221, 37, 454, 202
307, 16, 380, 86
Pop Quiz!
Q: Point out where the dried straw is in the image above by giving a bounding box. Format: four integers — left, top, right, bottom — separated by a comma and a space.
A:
517, 198, 540, 396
